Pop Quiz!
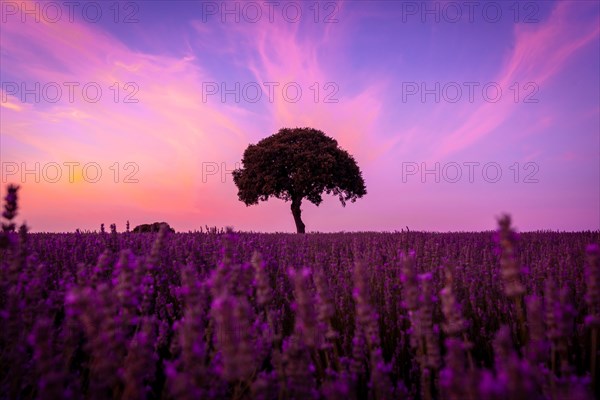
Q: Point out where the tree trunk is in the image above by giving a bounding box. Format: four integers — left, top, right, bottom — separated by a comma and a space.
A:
291, 198, 305, 234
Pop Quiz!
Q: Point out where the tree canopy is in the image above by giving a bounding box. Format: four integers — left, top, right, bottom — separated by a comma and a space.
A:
232, 127, 367, 233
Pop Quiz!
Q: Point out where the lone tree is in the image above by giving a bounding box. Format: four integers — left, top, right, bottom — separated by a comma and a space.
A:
232, 127, 367, 233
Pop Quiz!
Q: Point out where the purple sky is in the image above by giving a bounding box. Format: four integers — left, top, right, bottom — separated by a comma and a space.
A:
1, 0, 599, 232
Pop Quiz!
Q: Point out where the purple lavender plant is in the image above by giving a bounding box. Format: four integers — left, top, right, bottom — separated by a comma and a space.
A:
0, 184, 19, 249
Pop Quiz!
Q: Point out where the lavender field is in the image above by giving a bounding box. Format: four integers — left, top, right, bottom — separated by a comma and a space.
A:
2, 1, 599, 399
0, 188, 599, 399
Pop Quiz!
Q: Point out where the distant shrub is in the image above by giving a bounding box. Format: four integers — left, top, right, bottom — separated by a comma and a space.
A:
132, 222, 175, 233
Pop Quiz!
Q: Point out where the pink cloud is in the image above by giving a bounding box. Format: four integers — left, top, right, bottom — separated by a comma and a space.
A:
0, 1, 257, 224
2, 0, 597, 232
188, 2, 384, 162
430, 1, 599, 159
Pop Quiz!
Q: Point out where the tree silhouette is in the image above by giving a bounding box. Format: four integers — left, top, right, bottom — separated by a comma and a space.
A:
232, 127, 367, 233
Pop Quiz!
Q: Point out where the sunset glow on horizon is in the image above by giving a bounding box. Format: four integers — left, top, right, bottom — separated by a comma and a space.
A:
1, 0, 598, 232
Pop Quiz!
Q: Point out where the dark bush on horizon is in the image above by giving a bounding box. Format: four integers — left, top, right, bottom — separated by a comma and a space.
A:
132, 222, 175, 233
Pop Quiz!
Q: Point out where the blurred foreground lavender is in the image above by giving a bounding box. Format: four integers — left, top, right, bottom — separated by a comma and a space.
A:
0, 186, 599, 399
